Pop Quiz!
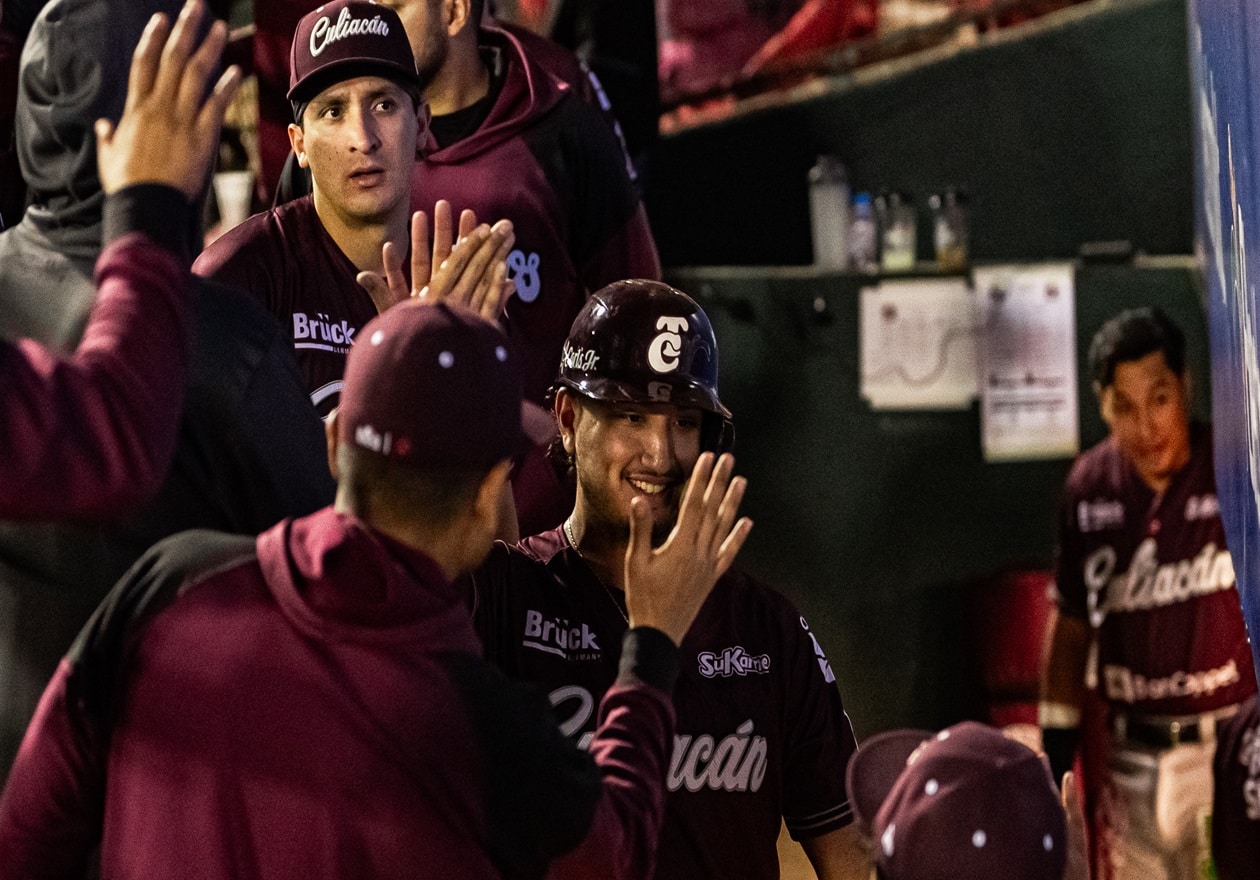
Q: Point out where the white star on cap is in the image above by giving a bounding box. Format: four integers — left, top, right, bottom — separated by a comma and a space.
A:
881, 825, 896, 857
371, 330, 384, 345
439, 351, 454, 368
924, 779, 939, 796
495, 345, 508, 362
1043, 834, 1054, 851
972, 830, 987, 848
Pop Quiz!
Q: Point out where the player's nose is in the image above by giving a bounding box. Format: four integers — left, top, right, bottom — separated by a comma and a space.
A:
639, 415, 676, 468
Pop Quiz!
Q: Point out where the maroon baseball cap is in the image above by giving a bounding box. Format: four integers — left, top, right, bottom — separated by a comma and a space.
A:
288, 0, 420, 103
338, 303, 533, 470
847, 721, 1067, 880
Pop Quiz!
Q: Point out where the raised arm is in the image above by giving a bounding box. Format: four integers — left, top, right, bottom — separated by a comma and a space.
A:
0, 0, 240, 520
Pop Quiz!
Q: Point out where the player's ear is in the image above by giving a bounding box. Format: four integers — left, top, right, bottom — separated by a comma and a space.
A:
325, 409, 341, 480
446, 0, 472, 37
1096, 383, 1114, 427
288, 123, 309, 169
555, 389, 578, 457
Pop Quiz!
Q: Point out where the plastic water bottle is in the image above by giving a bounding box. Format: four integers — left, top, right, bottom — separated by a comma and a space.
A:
808, 156, 850, 269
848, 192, 878, 273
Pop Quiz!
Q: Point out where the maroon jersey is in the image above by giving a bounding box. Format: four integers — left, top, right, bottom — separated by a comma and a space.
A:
194, 195, 379, 418
472, 527, 858, 880
1056, 424, 1257, 715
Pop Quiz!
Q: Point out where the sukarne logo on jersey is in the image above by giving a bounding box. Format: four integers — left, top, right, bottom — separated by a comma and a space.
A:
698, 646, 770, 678
668, 719, 768, 794
522, 609, 601, 661
293, 312, 356, 353
1083, 538, 1235, 625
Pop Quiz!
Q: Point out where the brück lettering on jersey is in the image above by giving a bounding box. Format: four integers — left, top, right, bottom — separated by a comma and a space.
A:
667, 720, 768, 793
293, 312, 356, 353
309, 7, 390, 57
522, 609, 600, 660
1084, 538, 1235, 622
698, 647, 770, 678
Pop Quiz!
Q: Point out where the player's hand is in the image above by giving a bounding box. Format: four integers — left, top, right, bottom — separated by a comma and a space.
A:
357, 200, 515, 319
623, 452, 753, 646
1061, 771, 1091, 880
96, 0, 242, 200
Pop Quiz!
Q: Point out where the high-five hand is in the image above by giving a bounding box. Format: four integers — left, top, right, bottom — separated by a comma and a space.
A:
95, 0, 242, 199
358, 200, 515, 319
624, 453, 753, 646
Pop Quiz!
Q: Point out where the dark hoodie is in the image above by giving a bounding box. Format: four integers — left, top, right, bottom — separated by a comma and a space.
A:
0, 0, 334, 780
0, 508, 678, 880
411, 26, 661, 407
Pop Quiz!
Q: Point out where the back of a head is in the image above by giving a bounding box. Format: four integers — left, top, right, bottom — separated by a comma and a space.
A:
17, 0, 212, 226
336, 303, 531, 522
848, 721, 1067, 880
1088, 307, 1187, 388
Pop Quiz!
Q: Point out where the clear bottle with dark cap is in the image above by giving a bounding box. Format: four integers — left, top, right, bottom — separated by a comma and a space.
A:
930, 187, 969, 273
807, 156, 850, 269
877, 190, 916, 273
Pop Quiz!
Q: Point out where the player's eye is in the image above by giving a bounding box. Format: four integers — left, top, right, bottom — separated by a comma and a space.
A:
319, 105, 342, 120
375, 99, 397, 113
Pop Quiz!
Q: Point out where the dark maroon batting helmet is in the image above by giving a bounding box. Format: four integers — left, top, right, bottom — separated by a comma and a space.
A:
556, 280, 734, 453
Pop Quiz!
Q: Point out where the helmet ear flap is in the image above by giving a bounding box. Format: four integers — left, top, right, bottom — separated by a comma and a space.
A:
703, 414, 735, 455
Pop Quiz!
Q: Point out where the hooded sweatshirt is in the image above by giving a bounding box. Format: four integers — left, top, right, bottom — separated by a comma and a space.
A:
0, 0, 334, 780
412, 26, 661, 406
0, 508, 678, 880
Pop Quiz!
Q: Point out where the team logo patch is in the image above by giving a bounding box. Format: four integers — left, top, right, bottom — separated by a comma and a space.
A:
648, 316, 689, 373
800, 616, 836, 684
508, 250, 541, 302
1077, 499, 1125, 533
698, 646, 770, 678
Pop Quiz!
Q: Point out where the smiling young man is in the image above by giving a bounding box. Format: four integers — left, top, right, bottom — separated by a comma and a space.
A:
472, 281, 870, 880
1040, 308, 1256, 880
195, 0, 512, 419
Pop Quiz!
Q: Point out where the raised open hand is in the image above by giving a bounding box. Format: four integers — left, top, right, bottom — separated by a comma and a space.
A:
357, 200, 516, 319
623, 452, 753, 646
96, 0, 242, 199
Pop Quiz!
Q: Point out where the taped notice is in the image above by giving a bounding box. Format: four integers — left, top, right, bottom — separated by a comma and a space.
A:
974, 264, 1079, 461
860, 279, 979, 410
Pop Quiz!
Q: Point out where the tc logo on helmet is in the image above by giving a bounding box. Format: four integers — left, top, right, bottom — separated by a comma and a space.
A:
648, 317, 689, 373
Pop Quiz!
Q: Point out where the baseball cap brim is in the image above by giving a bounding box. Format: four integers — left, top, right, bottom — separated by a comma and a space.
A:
846, 729, 933, 830
521, 400, 558, 448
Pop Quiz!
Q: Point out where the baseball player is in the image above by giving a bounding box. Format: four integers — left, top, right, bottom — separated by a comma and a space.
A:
472, 280, 870, 879
0, 300, 751, 880
845, 721, 1083, 880
1, 1, 240, 518
194, 0, 514, 420
391, 0, 663, 407
1040, 307, 1257, 880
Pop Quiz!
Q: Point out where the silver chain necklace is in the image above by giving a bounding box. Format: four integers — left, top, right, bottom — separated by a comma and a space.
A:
563, 518, 629, 624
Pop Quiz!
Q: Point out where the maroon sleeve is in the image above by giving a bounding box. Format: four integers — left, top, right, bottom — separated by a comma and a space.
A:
0, 659, 107, 880
780, 611, 858, 840
548, 629, 677, 880
0, 188, 191, 521
192, 218, 282, 312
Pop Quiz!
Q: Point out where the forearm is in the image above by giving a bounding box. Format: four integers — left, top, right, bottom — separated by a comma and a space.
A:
802, 823, 872, 880
549, 627, 678, 880
0, 659, 108, 880
0, 184, 193, 520
1040, 612, 1090, 783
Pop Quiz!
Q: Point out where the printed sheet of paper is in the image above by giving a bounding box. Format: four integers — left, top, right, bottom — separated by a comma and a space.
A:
860, 278, 979, 410
974, 263, 1079, 461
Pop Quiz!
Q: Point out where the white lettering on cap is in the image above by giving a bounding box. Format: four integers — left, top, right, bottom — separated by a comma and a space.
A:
310, 7, 391, 57
648, 316, 689, 374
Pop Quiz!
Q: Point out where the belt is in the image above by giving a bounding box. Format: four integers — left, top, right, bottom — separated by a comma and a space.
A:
1112, 704, 1240, 749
